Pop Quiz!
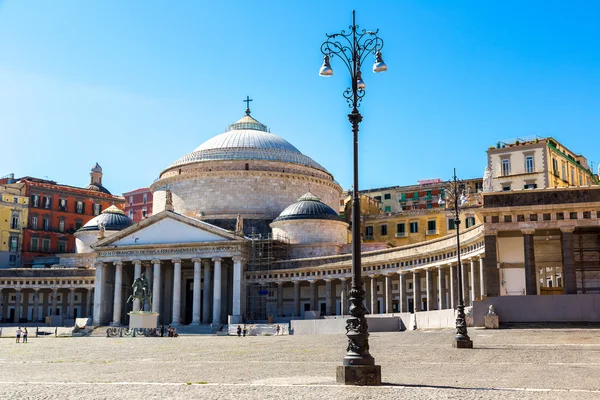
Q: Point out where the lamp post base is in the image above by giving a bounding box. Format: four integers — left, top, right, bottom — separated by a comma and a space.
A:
453, 338, 473, 349
336, 365, 382, 386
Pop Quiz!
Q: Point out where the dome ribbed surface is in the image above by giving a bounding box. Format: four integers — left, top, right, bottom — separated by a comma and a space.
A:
273, 192, 342, 222
85, 183, 112, 194
78, 205, 134, 232
164, 114, 327, 173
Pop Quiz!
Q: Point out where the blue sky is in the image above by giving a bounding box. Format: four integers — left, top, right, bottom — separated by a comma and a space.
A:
1, 1, 599, 195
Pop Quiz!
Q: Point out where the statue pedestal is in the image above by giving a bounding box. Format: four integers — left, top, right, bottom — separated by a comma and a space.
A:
128, 312, 159, 329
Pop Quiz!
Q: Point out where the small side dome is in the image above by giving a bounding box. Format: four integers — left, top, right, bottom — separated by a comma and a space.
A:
77, 205, 134, 232
273, 192, 342, 222
85, 183, 112, 194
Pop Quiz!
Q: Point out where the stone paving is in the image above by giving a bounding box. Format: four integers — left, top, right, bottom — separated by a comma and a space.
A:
0, 327, 599, 399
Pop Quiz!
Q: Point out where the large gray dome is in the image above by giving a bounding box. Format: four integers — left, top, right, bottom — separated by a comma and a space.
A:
165, 114, 327, 172
77, 205, 134, 232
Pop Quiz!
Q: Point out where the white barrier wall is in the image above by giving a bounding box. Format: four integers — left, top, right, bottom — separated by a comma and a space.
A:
473, 294, 600, 326
291, 315, 400, 335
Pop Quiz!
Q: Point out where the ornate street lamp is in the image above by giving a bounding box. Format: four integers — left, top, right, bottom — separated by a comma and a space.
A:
446, 168, 473, 348
319, 10, 387, 385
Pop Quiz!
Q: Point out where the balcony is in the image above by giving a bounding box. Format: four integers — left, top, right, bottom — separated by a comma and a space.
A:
426, 229, 439, 236
395, 232, 407, 238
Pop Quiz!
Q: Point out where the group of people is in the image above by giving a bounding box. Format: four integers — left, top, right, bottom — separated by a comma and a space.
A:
15, 327, 28, 343
160, 325, 178, 337
236, 324, 284, 337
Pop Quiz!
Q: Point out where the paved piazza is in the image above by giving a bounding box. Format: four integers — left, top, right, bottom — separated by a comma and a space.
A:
1, 328, 599, 399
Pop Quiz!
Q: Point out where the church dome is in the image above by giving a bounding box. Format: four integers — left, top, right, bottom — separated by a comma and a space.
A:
77, 205, 134, 232
273, 192, 342, 222
85, 183, 112, 194
164, 114, 328, 173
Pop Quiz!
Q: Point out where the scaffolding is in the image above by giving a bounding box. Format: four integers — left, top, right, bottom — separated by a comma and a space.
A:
245, 231, 289, 322
574, 230, 600, 293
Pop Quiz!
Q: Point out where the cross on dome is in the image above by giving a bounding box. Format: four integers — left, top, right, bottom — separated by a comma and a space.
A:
243, 95, 253, 116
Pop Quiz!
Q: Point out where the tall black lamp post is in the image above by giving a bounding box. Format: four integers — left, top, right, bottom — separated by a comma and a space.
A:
319, 10, 387, 385
448, 168, 473, 348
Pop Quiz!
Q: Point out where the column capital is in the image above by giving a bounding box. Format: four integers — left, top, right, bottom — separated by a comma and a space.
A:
69, 288, 76, 293
484, 229, 498, 237
113, 260, 123, 267
521, 228, 535, 235
560, 226, 576, 233
397, 270, 407, 276
191, 258, 202, 263
232, 256, 245, 263
15, 287, 22, 292
132, 260, 142, 266
276, 281, 284, 286
171, 258, 182, 264
339, 277, 348, 281
33, 287, 40, 292
151, 259, 161, 265
94, 262, 104, 268
212, 256, 222, 263
324, 278, 333, 283
293, 280, 301, 286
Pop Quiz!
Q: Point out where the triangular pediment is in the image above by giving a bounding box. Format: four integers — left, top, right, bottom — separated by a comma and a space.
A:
93, 211, 242, 248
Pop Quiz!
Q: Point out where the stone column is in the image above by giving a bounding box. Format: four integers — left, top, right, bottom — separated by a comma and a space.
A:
479, 257, 487, 298
277, 282, 284, 317
86, 288, 93, 318
51, 288, 58, 316
171, 258, 182, 325
449, 264, 458, 309
437, 266, 447, 310
522, 229, 537, 295
412, 271, 421, 312
212, 257, 222, 325
561, 227, 577, 294
363, 275, 372, 312
33, 289, 40, 321
293, 281, 301, 317
191, 258, 202, 325
370, 276, 378, 314
144, 264, 153, 311
384, 274, 393, 313
92, 262, 103, 325
0, 289, 3, 322
132, 260, 142, 311
471, 259, 481, 301
398, 272, 407, 313
232, 256, 243, 317
309, 280, 317, 311
340, 278, 347, 315
483, 232, 500, 296
68, 288, 75, 319
325, 279, 333, 316
111, 261, 123, 325
152, 259, 161, 314
461, 261, 470, 306
202, 260, 211, 323
426, 268, 435, 311
13, 289, 21, 323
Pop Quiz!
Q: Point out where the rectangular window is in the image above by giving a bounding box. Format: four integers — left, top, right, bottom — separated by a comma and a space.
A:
466, 217, 476, 228
43, 196, 52, 209
58, 198, 67, 211
76, 201, 84, 214
396, 223, 406, 235
501, 159, 510, 176
384, 206, 391, 213
42, 239, 50, 252
552, 158, 559, 176
58, 240, 66, 253
380, 225, 388, 236
524, 183, 537, 189
142, 208, 147, 218
75, 220, 83, 230
409, 222, 418, 233
365, 226, 374, 239
448, 219, 455, 230
58, 219, 65, 232
129, 196, 133, 206
13, 197, 18, 203
129, 210, 134, 219
93, 204, 101, 216
525, 155, 534, 173
43, 218, 50, 231
374, 195, 381, 202
31, 216, 38, 229
426, 220, 437, 235
30, 238, 39, 252
384, 193, 391, 200
571, 169, 575, 185
32, 195, 40, 208
561, 163, 566, 180
11, 214, 19, 229
9, 236, 18, 252
400, 193, 406, 202
502, 185, 511, 191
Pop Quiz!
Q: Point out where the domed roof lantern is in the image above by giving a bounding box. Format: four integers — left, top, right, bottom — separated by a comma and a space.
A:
77, 205, 134, 233
86, 162, 112, 194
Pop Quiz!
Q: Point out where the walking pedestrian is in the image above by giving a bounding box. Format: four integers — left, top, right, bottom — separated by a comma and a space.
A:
16, 327, 21, 343
242, 324, 247, 337
22, 328, 28, 344
237, 325, 241, 337
276, 324, 281, 336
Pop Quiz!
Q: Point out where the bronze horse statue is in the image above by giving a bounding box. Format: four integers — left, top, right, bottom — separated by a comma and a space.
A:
127, 273, 152, 312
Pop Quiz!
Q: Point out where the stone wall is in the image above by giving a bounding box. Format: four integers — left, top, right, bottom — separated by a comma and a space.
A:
152, 169, 341, 220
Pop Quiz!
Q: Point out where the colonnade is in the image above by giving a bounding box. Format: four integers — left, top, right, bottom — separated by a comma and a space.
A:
94, 256, 245, 326
269, 257, 486, 317
0, 287, 93, 323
